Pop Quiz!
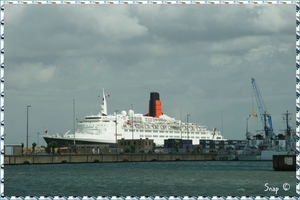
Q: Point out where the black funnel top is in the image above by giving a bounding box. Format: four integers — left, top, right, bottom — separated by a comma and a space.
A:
150, 92, 160, 101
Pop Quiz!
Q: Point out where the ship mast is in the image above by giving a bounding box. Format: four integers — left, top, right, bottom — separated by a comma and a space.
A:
283, 110, 292, 151
101, 88, 108, 116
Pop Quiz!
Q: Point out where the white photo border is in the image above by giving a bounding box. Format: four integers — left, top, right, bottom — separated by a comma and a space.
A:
0, 0, 298, 199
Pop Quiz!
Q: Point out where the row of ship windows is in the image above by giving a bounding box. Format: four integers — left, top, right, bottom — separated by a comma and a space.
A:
79, 124, 209, 133
204, 145, 221, 148
138, 135, 213, 139
124, 129, 209, 134
120, 141, 152, 146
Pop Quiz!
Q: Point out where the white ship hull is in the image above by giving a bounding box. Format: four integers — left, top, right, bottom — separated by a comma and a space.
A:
237, 150, 293, 161
237, 151, 293, 161
43, 134, 114, 147
260, 150, 292, 161
237, 155, 261, 161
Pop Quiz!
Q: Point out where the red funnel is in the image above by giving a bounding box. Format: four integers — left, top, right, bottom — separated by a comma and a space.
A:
144, 92, 163, 118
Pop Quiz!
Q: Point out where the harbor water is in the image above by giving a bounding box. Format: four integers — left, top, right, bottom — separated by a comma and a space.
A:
4, 161, 296, 197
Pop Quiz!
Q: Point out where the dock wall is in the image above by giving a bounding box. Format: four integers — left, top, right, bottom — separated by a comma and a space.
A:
4, 153, 217, 165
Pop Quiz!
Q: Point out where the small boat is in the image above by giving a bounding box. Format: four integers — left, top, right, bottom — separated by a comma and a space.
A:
237, 145, 261, 161
215, 145, 237, 161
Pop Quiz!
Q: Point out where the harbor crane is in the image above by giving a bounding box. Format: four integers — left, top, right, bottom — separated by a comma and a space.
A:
251, 78, 275, 140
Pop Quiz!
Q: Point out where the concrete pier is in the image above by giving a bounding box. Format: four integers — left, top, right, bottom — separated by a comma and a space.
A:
4, 153, 217, 165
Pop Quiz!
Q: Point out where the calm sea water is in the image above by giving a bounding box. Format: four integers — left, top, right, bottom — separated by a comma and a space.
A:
4, 161, 296, 197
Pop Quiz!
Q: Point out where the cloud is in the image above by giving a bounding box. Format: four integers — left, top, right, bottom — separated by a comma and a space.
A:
7, 62, 56, 90
5, 5, 26, 26
61, 6, 149, 40
247, 5, 293, 34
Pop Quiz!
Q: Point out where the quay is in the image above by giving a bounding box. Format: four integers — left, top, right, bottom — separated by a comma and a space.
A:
4, 153, 217, 165
273, 155, 296, 171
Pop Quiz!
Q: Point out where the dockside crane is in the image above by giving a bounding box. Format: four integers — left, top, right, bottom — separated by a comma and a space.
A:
251, 78, 275, 140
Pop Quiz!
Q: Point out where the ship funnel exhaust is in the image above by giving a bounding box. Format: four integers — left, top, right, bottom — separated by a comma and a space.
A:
145, 92, 163, 118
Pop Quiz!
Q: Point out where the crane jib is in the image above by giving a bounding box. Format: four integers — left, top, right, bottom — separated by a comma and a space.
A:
251, 78, 274, 138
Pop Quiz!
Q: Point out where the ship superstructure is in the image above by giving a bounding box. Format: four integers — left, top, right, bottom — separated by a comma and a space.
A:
43, 89, 225, 147
237, 78, 295, 161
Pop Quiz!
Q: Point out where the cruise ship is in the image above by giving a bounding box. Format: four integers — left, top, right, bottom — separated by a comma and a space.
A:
42, 89, 225, 147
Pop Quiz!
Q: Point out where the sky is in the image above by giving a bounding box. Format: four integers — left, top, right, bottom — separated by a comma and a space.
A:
3, 4, 296, 147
